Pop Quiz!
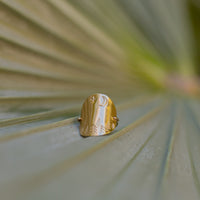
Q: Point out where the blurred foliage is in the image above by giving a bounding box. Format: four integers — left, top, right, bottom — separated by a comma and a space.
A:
188, 0, 200, 75
0, 0, 200, 200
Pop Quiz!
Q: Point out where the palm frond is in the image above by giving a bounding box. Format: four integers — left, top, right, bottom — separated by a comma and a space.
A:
0, 0, 200, 200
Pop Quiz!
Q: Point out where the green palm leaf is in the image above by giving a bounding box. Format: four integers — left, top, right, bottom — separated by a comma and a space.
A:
0, 0, 200, 200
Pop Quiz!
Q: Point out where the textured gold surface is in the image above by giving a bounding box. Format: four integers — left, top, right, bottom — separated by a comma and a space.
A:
79, 94, 118, 136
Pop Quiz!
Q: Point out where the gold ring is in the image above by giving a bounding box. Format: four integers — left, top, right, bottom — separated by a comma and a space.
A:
78, 93, 119, 137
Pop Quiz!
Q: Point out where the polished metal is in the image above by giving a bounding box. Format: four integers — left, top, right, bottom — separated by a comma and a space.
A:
79, 93, 119, 136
